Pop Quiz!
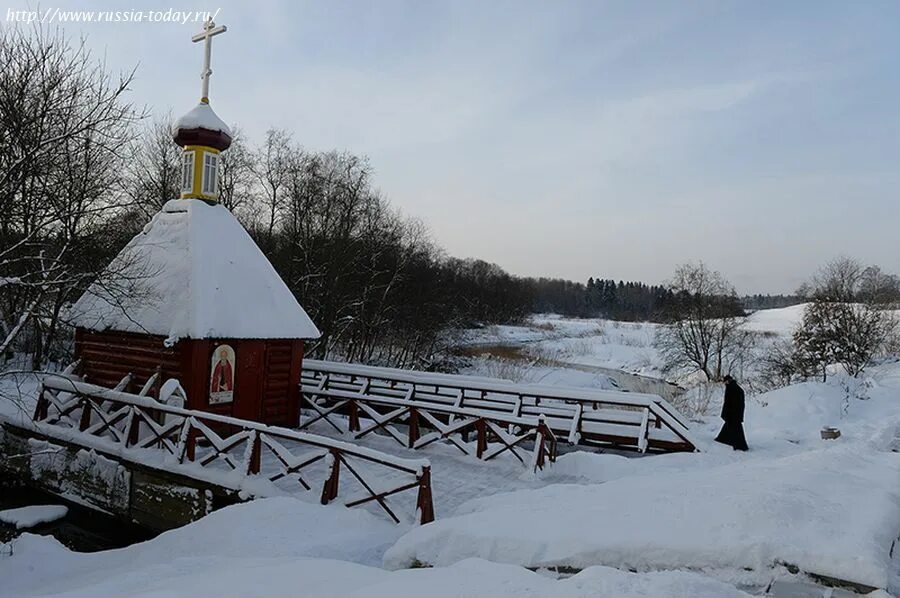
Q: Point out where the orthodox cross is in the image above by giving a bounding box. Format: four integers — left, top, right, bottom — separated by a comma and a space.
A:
191, 19, 227, 103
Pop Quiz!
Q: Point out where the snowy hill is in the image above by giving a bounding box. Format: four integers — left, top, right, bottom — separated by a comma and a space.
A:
744, 303, 808, 335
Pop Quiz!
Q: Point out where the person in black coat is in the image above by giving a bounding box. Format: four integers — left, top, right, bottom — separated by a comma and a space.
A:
714, 375, 749, 451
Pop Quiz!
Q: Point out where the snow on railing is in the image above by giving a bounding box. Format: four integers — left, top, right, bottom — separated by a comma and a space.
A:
301, 360, 698, 453
32, 376, 435, 525
299, 381, 558, 471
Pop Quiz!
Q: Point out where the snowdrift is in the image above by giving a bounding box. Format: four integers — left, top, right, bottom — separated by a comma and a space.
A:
385, 446, 900, 590
0, 497, 401, 597
1, 500, 755, 598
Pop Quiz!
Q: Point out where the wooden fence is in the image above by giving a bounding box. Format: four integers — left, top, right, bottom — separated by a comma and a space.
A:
301, 360, 698, 455
33, 375, 434, 524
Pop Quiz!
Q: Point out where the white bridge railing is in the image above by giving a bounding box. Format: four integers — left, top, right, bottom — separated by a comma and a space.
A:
300, 360, 698, 454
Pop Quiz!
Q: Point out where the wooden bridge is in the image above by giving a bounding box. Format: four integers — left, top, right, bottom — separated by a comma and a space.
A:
300, 360, 699, 456
4, 359, 698, 532
24, 375, 434, 525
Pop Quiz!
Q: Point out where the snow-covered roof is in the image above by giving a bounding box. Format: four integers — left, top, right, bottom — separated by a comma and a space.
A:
70, 199, 320, 343
173, 101, 232, 137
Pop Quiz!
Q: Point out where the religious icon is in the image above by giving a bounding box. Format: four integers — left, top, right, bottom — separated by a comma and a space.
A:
209, 344, 235, 404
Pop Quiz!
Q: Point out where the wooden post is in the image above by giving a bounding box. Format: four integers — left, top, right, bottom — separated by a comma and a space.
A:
408, 407, 420, 449
535, 419, 547, 470
248, 431, 262, 475
348, 400, 360, 433
475, 418, 487, 459
416, 465, 435, 524
78, 397, 92, 431
32, 387, 48, 421
186, 426, 197, 462
125, 408, 140, 447
320, 449, 341, 504
153, 365, 163, 400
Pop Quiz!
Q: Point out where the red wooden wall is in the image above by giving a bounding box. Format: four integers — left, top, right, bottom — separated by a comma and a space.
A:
75, 328, 180, 395
76, 329, 304, 427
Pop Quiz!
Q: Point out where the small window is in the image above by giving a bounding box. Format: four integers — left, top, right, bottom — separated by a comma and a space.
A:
181, 151, 194, 193
202, 153, 218, 196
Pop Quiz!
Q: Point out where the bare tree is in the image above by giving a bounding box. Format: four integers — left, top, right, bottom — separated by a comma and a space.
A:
0, 23, 142, 367
654, 262, 750, 381
251, 128, 293, 242
801, 255, 862, 302
858, 265, 900, 304
121, 112, 181, 220
792, 257, 897, 380
218, 126, 253, 215
759, 338, 802, 390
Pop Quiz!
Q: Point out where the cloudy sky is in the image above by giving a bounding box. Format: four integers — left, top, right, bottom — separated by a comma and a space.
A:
9, 1, 900, 293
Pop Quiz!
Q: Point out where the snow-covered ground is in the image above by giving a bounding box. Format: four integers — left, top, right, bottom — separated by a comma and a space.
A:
456, 306, 809, 392
744, 303, 809, 336
0, 510, 755, 597
386, 447, 899, 590
382, 353, 900, 592
458, 314, 667, 380
2, 306, 899, 596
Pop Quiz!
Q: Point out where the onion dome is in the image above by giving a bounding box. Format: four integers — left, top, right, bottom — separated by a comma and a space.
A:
172, 101, 233, 151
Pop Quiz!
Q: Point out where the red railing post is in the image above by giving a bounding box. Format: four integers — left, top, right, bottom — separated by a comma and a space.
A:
348, 400, 360, 433
408, 407, 420, 449
475, 418, 487, 459
535, 423, 547, 471
248, 431, 262, 475
416, 465, 435, 524
186, 425, 197, 462
320, 449, 341, 504
125, 408, 140, 447
78, 397, 91, 431
32, 387, 48, 421
534, 415, 556, 471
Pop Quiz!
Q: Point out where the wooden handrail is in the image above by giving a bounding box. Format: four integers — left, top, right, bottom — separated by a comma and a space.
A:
33, 375, 435, 524
303, 359, 674, 410
301, 361, 699, 453
40, 375, 429, 474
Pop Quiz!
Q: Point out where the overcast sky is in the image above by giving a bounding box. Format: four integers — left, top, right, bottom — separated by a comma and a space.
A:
9, 1, 900, 293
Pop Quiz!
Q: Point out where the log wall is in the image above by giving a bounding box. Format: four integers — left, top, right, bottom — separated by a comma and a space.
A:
75, 329, 304, 427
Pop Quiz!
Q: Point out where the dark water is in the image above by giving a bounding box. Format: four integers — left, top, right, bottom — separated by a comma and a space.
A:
0, 477, 157, 552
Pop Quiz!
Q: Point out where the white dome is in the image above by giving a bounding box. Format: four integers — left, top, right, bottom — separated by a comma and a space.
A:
173, 101, 232, 137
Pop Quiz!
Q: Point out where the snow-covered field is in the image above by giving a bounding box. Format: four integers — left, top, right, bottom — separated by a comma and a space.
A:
2, 306, 899, 596
454, 306, 810, 402
457, 314, 667, 379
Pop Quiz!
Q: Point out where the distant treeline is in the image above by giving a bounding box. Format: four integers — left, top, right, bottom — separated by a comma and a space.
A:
742, 294, 805, 311
529, 278, 676, 320
527, 278, 802, 321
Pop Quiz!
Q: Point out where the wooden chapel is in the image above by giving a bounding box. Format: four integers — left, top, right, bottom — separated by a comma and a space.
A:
69, 20, 320, 427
